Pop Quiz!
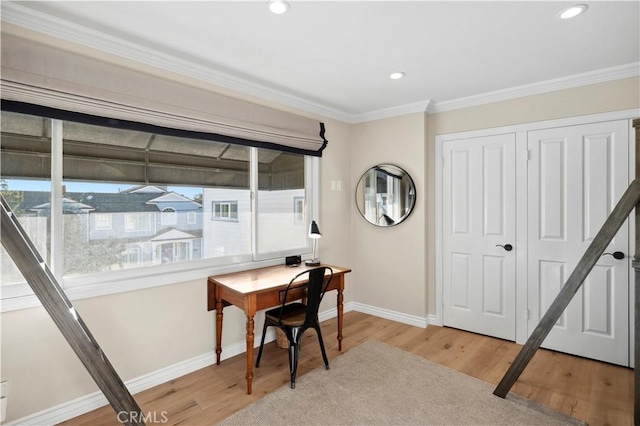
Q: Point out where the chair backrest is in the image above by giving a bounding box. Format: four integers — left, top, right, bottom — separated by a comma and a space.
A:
279, 266, 333, 326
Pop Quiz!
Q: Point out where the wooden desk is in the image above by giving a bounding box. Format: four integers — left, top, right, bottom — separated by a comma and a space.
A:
207, 263, 351, 394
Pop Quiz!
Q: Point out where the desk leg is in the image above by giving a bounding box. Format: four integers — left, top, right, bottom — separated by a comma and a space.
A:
245, 315, 255, 395
215, 297, 223, 365
337, 282, 344, 351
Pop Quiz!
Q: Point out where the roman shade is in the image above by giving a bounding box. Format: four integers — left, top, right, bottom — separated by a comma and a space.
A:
0, 110, 307, 189
0, 33, 328, 157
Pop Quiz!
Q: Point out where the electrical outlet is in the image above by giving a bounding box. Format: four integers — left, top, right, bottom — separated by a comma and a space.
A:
1, 380, 7, 423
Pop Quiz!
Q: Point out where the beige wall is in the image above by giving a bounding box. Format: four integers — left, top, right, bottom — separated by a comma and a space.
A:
0, 116, 353, 423
425, 76, 640, 314
1, 280, 222, 420
350, 113, 427, 318
0, 26, 354, 423
2, 22, 639, 424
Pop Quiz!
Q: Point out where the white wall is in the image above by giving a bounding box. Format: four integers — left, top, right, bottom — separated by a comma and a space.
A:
257, 189, 307, 253
202, 188, 251, 257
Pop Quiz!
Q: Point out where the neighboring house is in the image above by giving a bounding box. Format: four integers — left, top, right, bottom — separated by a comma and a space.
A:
16, 185, 203, 272
202, 187, 305, 257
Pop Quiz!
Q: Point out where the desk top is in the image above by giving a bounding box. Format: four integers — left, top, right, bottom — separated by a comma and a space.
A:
208, 263, 351, 295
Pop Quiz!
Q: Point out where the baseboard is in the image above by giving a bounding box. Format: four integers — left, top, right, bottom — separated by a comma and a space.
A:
427, 314, 441, 326
6, 332, 278, 426
317, 300, 355, 322
349, 302, 429, 328
9, 302, 425, 425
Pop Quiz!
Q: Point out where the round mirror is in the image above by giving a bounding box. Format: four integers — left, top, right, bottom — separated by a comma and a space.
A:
355, 164, 416, 227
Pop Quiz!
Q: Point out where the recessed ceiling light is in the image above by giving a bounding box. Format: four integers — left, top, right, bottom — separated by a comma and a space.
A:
268, 0, 290, 15
390, 72, 405, 80
559, 4, 588, 19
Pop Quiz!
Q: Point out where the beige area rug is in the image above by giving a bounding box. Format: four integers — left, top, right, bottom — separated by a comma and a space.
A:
219, 340, 584, 426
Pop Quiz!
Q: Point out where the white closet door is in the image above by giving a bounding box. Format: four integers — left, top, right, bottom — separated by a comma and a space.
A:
528, 120, 630, 366
443, 134, 517, 340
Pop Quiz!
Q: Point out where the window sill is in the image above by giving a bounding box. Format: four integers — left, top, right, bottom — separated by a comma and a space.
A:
1, 252, 311, 313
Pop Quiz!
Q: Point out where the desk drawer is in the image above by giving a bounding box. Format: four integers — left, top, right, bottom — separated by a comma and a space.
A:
279, 285, 307, 303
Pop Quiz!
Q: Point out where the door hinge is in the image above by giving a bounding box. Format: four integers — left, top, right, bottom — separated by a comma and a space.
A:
521, 149, 532, 162
524, 309, 530, 320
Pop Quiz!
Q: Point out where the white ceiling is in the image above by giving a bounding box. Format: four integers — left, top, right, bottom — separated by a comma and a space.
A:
2, 1, 639, 122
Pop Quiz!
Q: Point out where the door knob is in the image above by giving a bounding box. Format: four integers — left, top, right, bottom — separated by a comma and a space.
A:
496, 244, 513, 252
602, 251, 625, 260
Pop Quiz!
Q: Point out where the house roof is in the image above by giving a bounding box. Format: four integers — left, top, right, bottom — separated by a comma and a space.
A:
16, 190, 202, 214
147, 192, 203, 208
151, 228, 201, 241
30, 197, 95, 214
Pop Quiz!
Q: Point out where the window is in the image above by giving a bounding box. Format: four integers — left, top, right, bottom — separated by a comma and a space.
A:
0, 110, 318, 310
212, 201, 238, 222
187, 211, 196, 224
94, 213, 112, 230
125, 212, 153, 232
122, 247, 141, 268
161, 208, 177, 226
0, 178, 51, 298
204, 193, 250, 257
157, 242, 190, 264
294, 196, 305, 224
257, 149, 307, 256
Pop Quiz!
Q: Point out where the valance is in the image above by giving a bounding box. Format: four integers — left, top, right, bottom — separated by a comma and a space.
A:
0, 33, 327, 157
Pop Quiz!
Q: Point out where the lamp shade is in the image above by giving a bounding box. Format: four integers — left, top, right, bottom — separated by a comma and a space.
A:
309, 220, 321, 239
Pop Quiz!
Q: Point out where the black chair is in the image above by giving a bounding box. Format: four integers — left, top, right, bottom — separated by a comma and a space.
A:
255, 266, 333, 388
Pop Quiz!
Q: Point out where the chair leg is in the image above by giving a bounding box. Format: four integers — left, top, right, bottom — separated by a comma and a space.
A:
288, 329, 301, 389
255, 320, 270, 368
313, 323, 330, 370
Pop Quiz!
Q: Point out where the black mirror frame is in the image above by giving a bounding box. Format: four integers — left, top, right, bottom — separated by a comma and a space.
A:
355, 164, 416, 227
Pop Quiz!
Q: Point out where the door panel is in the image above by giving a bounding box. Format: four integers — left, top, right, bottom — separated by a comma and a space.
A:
443, 134, 516, 340
528, 120, 629, 366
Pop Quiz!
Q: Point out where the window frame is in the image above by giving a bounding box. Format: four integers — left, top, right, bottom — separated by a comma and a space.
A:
93, 213, 112, 230
211, 201, 238, 222
293, 196, 305, 224
160, 207, 177, 226
122, 246, 142, 268
187, 211, 196, 225
1, 117, 319, 312
124, 212, 154, 232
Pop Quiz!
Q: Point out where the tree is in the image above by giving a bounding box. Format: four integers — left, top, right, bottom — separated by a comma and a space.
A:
0, 179, 24, 213
63, 214, 126, 275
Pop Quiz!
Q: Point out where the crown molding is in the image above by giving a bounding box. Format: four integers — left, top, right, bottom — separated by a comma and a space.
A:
351, 99, 433, 123
1, 1, 353, 123
430, 62, 640, 114
2, 2, 638, 124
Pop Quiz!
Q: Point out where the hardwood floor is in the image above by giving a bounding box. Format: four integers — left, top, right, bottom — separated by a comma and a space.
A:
61, 311, 632, 425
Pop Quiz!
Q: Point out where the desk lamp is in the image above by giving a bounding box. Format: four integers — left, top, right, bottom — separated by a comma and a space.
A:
305, 220, 322, 266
